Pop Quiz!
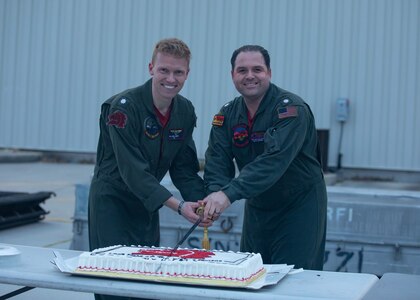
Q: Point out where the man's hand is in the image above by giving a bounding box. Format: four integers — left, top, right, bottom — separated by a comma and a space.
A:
181, 201, 213, 227
164, 196, 213, 227
200, 191, 231, 221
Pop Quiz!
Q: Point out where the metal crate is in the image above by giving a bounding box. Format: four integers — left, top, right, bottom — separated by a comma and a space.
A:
71, 179, 420, 276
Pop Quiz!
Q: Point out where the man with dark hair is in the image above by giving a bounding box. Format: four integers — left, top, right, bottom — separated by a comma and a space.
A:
89, 38, 207, 300
202, 45, 327, 270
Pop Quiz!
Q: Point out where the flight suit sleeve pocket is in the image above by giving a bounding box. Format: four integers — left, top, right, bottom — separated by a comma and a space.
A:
264, 128, 279, 153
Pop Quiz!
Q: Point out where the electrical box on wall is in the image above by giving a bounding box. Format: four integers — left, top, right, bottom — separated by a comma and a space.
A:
336, 98, 350, 122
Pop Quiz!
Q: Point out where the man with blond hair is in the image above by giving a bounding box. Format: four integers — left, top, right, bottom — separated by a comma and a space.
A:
89, 38, 207, 300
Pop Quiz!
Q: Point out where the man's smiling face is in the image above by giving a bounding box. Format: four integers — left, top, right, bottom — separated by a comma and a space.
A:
149, 52, 189, 102
231, 51, 271, 103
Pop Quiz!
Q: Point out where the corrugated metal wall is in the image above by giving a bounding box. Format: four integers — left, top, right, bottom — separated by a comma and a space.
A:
1, 0, 419, 171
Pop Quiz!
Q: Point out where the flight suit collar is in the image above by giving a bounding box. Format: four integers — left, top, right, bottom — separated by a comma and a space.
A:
238, 83, 275, 120
142, 78, 180, 118
254, 83, 275, 118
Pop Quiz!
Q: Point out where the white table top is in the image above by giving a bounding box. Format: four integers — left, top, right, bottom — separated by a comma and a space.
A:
0, 244, 378, 300
362, 272, 420, 300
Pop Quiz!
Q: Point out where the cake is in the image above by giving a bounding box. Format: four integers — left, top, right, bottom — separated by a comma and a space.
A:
75, 245, 265, 287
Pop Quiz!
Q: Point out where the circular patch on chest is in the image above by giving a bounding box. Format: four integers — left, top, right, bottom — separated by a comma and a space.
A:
232, 123, 249, 147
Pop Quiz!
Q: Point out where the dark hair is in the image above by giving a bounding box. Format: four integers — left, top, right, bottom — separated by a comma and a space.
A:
230, 45, 270, 70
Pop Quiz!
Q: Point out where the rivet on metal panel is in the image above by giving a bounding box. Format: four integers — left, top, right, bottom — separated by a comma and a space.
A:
394, 243, 402, 260
74, 220, 83, 234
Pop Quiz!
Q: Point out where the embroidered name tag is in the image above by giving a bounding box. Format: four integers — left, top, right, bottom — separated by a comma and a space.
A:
168, 129, 184, 141
251, 131, 265, 142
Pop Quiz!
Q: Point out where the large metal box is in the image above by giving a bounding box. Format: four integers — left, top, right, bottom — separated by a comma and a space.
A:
71, 179, 420, 276
323, 190, 420, 275
69, 183, 90, 251
160, 178, 420, 276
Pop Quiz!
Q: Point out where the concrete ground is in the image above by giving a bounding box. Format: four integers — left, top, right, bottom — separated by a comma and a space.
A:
0, 161, 95, 300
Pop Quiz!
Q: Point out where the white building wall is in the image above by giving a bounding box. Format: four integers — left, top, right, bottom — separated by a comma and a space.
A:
0, 0, 419, 171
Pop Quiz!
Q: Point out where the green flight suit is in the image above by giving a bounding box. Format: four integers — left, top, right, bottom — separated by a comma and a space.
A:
204, 83, 327, 270
89, 78, 205, 251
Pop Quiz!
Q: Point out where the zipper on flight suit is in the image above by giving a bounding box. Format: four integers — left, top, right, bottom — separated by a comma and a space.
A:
248, 110, 257, 158
155, 122, 168, 177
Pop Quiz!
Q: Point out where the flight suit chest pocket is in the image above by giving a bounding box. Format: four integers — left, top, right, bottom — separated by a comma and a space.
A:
249, 131, 265, 154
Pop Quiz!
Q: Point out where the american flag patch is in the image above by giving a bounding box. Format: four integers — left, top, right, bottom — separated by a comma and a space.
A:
212, 115, 225, 126
278, 106, 298, 119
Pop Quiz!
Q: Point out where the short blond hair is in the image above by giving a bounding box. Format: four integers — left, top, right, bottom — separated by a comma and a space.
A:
152, 38, 191, 65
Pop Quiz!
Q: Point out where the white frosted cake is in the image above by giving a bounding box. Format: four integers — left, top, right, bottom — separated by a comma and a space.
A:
75, 245, 265, 287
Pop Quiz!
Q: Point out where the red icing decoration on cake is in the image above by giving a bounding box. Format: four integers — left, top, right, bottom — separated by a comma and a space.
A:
132, 249, 214, 259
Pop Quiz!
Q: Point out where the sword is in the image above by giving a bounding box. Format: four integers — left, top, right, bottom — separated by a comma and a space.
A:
172, 216, 202, 252
155, 213, 203, 273
172, 205, 205, 252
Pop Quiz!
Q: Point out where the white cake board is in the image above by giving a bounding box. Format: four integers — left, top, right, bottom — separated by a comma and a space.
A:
52, 251, 293, 290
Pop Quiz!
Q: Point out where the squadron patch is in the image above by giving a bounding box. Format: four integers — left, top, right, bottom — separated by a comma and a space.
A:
144, 116, 161, 139
212, 115, 225, 127
168, 129, 184, 141
232, 124, 249, 147
278, 106, 298, 119
250, 131, 265, 143
107, 110, 128, 128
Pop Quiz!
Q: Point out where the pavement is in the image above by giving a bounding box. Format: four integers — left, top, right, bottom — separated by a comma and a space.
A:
0, 150, 419, 299
0, 160, 95, 300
